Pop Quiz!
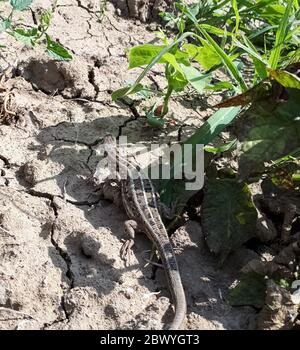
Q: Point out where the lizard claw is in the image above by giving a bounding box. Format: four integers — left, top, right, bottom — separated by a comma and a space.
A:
120, 239, 134, 266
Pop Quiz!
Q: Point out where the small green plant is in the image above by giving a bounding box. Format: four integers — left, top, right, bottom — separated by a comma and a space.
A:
0, 0, 72, 60
113, 0, 299, 125
112, 0, 300, 264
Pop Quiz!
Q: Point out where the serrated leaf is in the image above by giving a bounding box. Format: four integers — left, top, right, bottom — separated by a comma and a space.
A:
201, 179, 257, 262
46, 35, 72, 61
10, 0, 33, 11
229, 272, 266, 308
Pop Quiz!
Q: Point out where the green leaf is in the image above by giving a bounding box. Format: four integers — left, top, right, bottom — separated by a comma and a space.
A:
205, 81, 234, 91
233, 36, 268, 67
180, 64, 211, 92
183, 43, 222, 71
268, 69, 300, 90
145, 104, 166, 128
111, 83, 145, 101
204, 139, 237, 154
45, 34, 72, 60
10, 0, 33, 11
128, 44, 189, 69
158, 107, 241, 207
197, 27, 247, 91
11, 28, 38, 46
201, 179, 257, 261
238, 88, 300, 178
172, 3, 247, 91
231, 0, 240, 35
167, 70, 188, 92
184, 106, 241, 147
120, 31, 195, 98
40, 10, 52, 29
229, 272, 266, 308
200, 24, 232, 37
268, 0, 294, 69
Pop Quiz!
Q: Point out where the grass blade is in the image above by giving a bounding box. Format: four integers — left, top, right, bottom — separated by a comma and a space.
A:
269, 0, 294, 69
184, 106, 241, 146
231, 0, 240, 35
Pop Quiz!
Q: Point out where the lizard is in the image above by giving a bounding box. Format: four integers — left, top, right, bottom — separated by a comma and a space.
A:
96, 134, 187, 330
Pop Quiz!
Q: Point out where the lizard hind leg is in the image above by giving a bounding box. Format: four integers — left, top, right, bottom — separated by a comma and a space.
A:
120, 220, 138, 266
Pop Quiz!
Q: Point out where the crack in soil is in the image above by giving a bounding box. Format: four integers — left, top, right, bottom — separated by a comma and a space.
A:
76, 0, 95, 15
0, 154, 11, 168
30, 9, 38, 26
117, 99, 141, 137
25, 189, 75, 322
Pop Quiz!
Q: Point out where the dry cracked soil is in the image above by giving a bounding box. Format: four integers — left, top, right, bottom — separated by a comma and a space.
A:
0, 0, 257, 330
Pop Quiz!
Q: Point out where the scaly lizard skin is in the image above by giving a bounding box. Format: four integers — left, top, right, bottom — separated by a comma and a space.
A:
100, 134, 187, 330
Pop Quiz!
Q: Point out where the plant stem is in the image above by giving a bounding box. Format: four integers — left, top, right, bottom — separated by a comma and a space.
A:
162, 84, 173, 116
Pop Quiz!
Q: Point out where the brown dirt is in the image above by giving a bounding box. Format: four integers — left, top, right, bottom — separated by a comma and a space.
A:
0, 0, 255, 329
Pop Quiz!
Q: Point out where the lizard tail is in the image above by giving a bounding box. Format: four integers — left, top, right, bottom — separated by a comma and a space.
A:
165, 270, 187, 330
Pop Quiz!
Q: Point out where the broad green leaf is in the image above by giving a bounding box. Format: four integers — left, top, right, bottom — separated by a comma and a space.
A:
180, 64, 211, 92
183, 43, 222, 71
238, 88, 300, 178
111, 83, 144, 101
11, 28, 38, 46
163, 52, 185, 75
128, 44, 189, 69
201, 179, 257, 261
166, 69, 188, 92
268, 68, 300, 90
229, 272, 266, 308
46, 34, 72, 60
10, 0, 33, 10
269, 0, 293, 69
115, 31, 196, 99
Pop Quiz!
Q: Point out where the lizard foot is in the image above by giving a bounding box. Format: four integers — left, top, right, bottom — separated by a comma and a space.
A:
120, 238, 135, 266
120, 219, 137, 266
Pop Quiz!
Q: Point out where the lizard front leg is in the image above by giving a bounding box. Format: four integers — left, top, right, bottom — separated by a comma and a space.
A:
120, 219, 138, 266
